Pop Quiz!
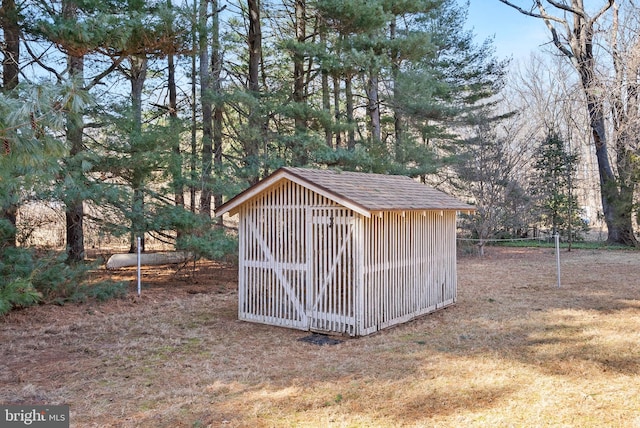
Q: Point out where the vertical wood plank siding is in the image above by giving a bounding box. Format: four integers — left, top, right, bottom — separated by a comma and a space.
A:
359, 210, 457, 335
238, 180, 458, 336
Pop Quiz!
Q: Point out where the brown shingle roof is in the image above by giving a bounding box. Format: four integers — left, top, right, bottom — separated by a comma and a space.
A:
215, 167, 475, 217
284, 167, 473, 211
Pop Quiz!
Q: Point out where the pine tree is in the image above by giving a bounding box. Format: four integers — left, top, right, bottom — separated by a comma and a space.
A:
531, 131, 585, 243
309, 0, 505, 176
0, 82, 92, 312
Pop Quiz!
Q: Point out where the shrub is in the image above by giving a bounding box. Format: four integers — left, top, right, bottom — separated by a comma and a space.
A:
0, 278, 42, 316
0, 246, 126, 314
69, 281, 127, 303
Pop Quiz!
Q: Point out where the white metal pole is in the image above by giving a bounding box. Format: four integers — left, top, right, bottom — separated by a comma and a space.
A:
137, 236, 141, 296
555, 233, 561, 288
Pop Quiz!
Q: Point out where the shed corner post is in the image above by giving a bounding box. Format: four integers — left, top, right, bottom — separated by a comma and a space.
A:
451, 211, 458, 303
355, 215, 365, 337
237, 210, 246, 320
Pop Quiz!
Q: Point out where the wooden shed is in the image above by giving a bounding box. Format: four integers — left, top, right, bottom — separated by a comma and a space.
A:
215, 167, 474, 337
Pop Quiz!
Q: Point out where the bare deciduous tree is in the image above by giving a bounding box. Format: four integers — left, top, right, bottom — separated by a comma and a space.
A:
506, 54, 598, 226
498, 0, 639, 246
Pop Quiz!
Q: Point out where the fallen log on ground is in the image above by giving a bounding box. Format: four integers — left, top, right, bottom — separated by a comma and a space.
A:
106, 251, 193, 269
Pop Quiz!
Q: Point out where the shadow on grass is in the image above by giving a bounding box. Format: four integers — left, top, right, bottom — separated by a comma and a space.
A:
2, 249, 640, 427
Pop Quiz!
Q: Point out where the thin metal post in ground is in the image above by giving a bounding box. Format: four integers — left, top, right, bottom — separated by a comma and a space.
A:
555, 233, 561, 288
137, 236, 142, 296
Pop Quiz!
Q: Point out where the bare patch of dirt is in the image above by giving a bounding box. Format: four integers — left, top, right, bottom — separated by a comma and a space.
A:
2, 248, 640, 427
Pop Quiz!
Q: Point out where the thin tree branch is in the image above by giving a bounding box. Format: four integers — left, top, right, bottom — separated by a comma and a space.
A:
589, 0, 615, 25
84, 55, 127, 91
22, 41, 63, 82
546, 0, 588, 20
497, 0, 563, 24
498, 0, 574, 58
536, 1, 575, 58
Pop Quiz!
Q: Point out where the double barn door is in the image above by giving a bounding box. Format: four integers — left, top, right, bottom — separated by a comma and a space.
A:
307, 207, 357, 335
241, 205, 358, 335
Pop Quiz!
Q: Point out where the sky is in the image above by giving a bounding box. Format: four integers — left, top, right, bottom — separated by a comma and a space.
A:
463, 0, 552, 62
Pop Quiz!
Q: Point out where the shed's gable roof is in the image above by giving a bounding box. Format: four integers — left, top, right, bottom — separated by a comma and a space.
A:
215, 167, 474, 217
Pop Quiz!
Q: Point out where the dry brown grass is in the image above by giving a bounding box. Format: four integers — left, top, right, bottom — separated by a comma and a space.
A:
2, 247, 640, 427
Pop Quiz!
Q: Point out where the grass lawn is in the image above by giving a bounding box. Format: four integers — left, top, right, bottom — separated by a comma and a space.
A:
1, 247, 639, 427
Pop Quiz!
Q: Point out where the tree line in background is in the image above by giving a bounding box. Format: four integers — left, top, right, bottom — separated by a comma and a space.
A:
0, 0, 639, 312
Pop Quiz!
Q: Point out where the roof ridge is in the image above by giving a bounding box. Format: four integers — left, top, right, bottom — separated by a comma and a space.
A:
216, 167, 474, 218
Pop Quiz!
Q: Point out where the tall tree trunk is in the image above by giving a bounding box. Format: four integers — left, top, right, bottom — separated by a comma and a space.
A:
333, 75, 341, 149
319, 26, 332, 148
573, 25, 637, 246
609, 3, 639, 245
167, 0, 184, 241
189, 0, 198, 213
129, 55, 148, 253
246, 0, 262, 184
322, 69, 331, 148
1, 0, 18, 90
390, 16, 403, 162
199, 0, 213, 218
168, 51, 183, 208
64, 73, 85, 262
0, 0, 20, 248
345, 74, 355, 150
293, 0, 305, 124
63, 0, 85, 262
212, 0, 224, 223
366, 69, 380, 143
291, 0, 308, 164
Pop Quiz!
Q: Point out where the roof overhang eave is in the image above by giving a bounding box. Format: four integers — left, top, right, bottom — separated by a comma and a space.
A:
214, 169, 374, 218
